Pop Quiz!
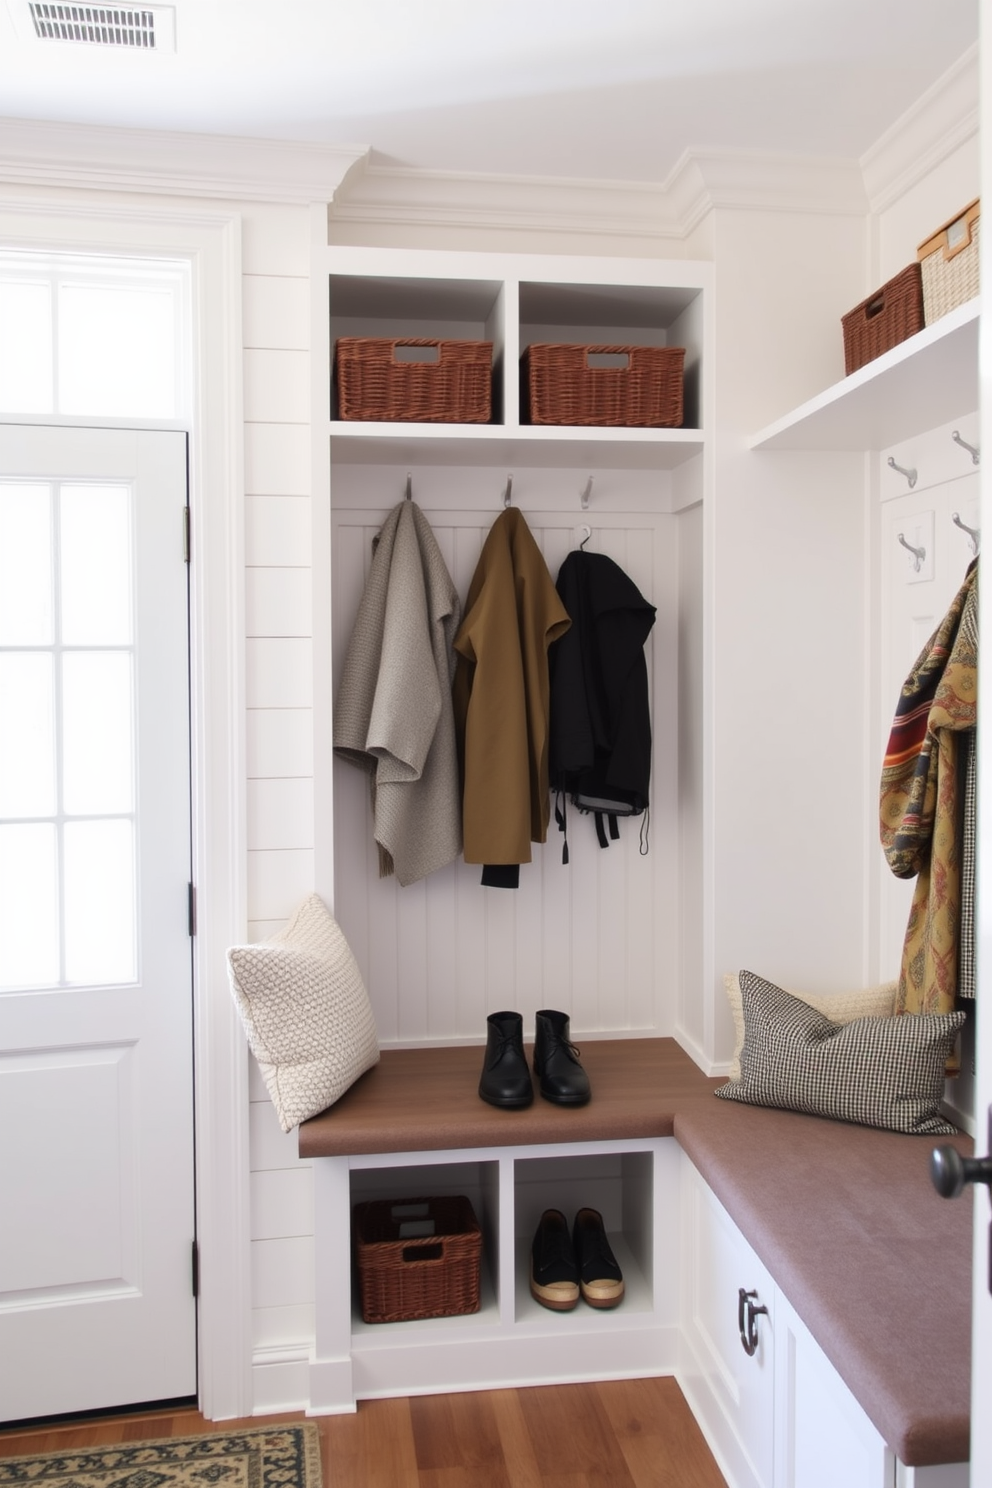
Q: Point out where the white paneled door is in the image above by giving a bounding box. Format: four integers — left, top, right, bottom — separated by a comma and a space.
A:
0, 425, 195, 1422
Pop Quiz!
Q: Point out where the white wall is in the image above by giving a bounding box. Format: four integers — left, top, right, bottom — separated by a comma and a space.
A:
707, 208, 871, 1044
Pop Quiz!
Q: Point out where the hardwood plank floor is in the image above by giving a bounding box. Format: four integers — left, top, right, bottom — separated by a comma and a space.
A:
0, 1379, 726, 1488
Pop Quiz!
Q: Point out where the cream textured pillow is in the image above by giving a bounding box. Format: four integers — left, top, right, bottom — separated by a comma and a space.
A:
227, 894, 379, 1133
723, 972, 897, 1080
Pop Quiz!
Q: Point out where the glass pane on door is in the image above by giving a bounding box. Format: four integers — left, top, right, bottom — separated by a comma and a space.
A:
60, 484, 132, 645
0, 476, 138, 991
0, 483, 53, 644
64, 819, 136, 985
0, 823, 59, 987
0, 653, 56, 817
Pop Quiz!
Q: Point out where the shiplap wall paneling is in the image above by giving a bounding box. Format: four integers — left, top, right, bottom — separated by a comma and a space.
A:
329, 468, 682, 1046
242, 214, 321, 1398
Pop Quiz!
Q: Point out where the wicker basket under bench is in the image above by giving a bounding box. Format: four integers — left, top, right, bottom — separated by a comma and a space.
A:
353, 1194, 482, 1323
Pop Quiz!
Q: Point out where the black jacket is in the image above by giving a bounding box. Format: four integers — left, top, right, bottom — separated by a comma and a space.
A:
549, 549, 655, 849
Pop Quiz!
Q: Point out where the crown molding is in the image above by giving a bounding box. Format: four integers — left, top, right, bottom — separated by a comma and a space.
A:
328, 149, 868, 246
0, 117, 370, 204
329, 160, 684, 243
860, 43, 979, 215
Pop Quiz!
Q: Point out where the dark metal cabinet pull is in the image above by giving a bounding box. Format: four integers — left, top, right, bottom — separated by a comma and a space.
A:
738, 1287, 768, 1357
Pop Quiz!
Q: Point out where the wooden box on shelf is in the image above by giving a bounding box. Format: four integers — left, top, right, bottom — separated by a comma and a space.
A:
841, 263, 924, 376
521, 342, 685, 427
335, 336, 493, 423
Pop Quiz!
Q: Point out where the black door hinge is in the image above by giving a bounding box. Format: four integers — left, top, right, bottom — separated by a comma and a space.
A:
191, 1239, 200, 1298
188, 882, 196, 938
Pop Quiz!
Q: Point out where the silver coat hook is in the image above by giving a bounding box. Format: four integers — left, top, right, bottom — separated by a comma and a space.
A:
952, 512, 981, 555
952, 430, 980, 465
580, 477, 593, 510
888, 457, 918, 489
503, 474, 513, 508
404, 472, 413, 501
897, 532, 926, 572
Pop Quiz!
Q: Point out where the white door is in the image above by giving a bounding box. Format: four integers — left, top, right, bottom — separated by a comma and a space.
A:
0, 424, 196, 1422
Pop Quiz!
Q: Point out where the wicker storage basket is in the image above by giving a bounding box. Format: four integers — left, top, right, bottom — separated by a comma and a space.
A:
841, 264, 925, 376
917, 199, 980, 325
353, 1195, 482, 1324
335, 337, 492, 423
522, 343, 684, 427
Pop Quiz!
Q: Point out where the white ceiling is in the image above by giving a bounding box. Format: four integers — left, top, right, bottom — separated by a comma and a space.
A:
0, 0, 979, 183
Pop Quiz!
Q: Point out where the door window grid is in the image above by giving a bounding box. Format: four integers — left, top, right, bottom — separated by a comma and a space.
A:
0, 478, 138, 990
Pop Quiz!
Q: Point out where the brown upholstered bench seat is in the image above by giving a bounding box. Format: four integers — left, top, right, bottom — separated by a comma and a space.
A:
299, 1036, 973, 1467
675, 1099, 973, 1468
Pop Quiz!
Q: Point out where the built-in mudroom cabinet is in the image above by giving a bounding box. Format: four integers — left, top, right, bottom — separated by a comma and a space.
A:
297, 162, 978, 1487
306, 239, 714, 1409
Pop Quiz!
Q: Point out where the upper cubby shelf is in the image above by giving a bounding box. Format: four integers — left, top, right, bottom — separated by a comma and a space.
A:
322, 249, 711, 470
748, 297, 979, 452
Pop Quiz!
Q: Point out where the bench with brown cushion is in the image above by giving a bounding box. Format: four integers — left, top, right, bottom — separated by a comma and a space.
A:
299, 1036, 973, 1466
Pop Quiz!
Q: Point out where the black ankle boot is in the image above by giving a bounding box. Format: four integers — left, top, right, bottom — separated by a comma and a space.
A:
533, 1009, 591, 1105
478, 1011, 533, 1108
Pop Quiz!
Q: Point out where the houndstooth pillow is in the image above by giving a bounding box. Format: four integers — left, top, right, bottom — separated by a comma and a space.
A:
715, 969, 964, 1135
723, 972, 897, 1079
227, 894, 379, 1133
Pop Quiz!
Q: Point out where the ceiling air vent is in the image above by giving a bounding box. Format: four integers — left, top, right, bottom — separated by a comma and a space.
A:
28, 3, 167, 48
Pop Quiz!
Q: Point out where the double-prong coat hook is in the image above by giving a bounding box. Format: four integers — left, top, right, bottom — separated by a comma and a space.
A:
952, 512, 981, 555
888, 457, 918, 489
952, 430, 980, 465
503, 474, 513, 508
897, 532, 927, 572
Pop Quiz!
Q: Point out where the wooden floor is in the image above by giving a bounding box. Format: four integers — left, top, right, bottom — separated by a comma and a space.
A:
0, 1379, 727, 1487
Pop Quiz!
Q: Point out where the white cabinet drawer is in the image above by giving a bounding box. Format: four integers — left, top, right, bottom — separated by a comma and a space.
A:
680, 1154, 775, 1488
774, 1290, 890, 1488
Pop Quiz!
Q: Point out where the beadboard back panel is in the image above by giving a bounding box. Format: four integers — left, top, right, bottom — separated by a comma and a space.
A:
330, 469, 687, 1045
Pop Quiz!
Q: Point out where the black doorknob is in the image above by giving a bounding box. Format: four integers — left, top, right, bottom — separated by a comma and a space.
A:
930, 1145, 992, 1198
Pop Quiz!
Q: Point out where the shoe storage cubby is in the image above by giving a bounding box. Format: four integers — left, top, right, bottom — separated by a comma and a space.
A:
311, 1136, 680, 1411
513, 1149, 654, 1324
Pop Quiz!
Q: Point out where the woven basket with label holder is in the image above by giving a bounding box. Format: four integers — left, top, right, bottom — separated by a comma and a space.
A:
841, 264, 925, 376
335, 337, 493, 423
917, 199, 980, 326
353, 1195, 482, 1323
522, 343, 684, 427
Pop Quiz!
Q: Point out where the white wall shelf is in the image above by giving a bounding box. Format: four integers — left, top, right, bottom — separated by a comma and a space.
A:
328, 421, 705, 470
748, 297, 979, 452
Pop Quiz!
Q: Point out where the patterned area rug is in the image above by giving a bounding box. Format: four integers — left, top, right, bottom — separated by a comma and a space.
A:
0, 1425, 322, 1488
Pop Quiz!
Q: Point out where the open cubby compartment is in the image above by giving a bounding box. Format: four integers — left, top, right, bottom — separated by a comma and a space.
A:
328, 272, 506, 424
513, 1145, 657, 1324
348, 1157, 501, 1334
518, 280, 705, 431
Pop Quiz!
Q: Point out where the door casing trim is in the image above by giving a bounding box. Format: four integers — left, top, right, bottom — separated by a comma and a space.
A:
0, 196, 251, 1420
